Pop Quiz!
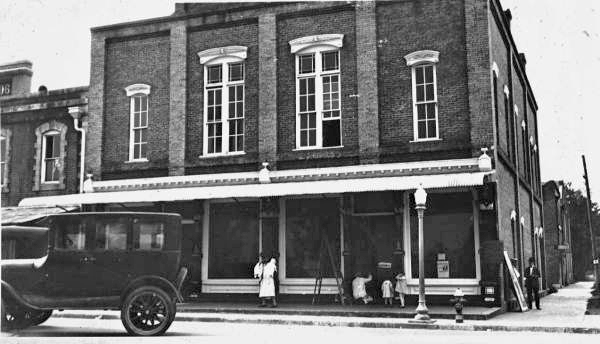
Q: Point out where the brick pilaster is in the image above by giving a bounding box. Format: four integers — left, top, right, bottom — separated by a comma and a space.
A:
355, 1, 379, 164
86, 33, 106, 179
258, 13, 278, 168
168, 22, 187, 176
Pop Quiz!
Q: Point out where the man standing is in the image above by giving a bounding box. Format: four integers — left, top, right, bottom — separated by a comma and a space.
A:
524, 257, 541, 310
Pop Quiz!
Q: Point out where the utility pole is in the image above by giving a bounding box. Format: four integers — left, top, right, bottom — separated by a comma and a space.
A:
582, 155, 599, 284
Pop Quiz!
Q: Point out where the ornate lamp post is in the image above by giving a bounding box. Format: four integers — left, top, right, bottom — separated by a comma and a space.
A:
409, 184, 435, 323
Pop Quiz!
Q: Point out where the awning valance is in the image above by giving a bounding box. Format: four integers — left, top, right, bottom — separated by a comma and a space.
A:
18, 171, 492, 207
1, 206, 78, 225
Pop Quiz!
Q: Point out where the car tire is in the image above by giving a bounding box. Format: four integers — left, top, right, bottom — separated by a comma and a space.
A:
28, 310, 53, 326
120, 286, 176, 336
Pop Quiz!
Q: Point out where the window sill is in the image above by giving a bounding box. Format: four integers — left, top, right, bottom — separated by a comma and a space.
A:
199, 152, 246, 159
125, 159, 149, 164
409, 138, 442, 143
293, 145, 344, 152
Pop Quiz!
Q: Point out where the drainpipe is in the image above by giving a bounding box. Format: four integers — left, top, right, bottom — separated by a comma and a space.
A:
68, 106, 87, 193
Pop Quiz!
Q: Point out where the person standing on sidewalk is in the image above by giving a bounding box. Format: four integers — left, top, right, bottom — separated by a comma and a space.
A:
525, 257, 541, 310
259, 257, 278, 307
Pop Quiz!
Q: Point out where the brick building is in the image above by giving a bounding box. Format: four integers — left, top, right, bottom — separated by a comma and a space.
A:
21, 0, 545, 307
543, 181, 574, 289
0, 61, 88, 208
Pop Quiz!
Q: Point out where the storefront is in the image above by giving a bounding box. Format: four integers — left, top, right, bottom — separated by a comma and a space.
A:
19, 157, 493, 297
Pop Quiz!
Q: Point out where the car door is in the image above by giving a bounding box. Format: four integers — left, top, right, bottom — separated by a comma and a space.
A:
85, 214, 132, 297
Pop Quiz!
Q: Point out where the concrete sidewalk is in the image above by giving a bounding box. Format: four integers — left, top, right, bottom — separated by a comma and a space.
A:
52, 282, 600, 334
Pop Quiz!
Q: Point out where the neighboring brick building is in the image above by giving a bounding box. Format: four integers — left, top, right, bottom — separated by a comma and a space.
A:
543, 181, 574, 288
22, 0, 545, 308
0, 61, 88, 207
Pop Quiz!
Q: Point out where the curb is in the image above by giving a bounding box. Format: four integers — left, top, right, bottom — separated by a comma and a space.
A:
51, 312, 600, 335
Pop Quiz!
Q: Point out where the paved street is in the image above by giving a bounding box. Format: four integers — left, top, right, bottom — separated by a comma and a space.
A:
2, 317, 599, 344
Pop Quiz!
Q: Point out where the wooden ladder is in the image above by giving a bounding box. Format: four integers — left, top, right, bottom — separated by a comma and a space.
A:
312, 232, 345, 305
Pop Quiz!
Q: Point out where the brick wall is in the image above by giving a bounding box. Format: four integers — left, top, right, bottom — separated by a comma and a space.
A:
103, 33, 171, 177
489, 8, 509, 157
496, 162, 517, 257
376, 0, 471, 161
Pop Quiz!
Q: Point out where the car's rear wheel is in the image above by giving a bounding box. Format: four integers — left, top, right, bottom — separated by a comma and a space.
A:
28, 310, 53, 326
120, 286, 175, 336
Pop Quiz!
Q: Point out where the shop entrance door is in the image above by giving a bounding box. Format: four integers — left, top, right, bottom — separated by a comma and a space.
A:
350, 215, 403, 300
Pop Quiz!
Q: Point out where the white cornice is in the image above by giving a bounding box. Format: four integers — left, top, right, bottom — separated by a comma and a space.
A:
197, 46, 248, 65
125, 83, 151, 97
404, 50, 440, 66
289, 34, 344, 54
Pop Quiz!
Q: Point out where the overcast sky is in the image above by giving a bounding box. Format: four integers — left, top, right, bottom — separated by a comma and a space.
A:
1, 0, 599, 200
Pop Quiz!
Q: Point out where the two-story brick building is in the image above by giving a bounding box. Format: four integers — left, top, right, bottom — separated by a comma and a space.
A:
20, 0, 545, 307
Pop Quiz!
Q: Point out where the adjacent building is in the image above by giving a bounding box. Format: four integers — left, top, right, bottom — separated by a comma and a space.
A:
18, 0, 545, 307
543, 181, 574, 288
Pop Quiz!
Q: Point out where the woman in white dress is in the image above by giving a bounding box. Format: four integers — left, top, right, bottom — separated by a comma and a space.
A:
259, 258, 277, 307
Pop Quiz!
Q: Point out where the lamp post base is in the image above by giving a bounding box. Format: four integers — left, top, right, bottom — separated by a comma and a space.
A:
408, 303, 436, 324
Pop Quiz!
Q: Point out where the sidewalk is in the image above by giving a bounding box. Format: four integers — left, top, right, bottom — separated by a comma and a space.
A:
53, 282, 600, 334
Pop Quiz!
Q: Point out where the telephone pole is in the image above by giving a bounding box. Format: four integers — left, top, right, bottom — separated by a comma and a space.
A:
582, 155, 599, 284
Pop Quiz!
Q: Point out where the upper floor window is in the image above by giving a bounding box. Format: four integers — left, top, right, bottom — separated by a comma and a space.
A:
404, 50, 440, 141
290, 34, 344, 149
125, 84, 151, 161
0, 128, 10, 189
504, 86, 514, 160
34, 120, 67, 191
42, 131, 61, 183
492, 63, 500, 147
197, 46, 247, 156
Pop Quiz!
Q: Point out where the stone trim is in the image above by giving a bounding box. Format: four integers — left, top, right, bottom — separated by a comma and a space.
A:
33, 120, 68, 191
197, 46, 248, 65
288, 34, 344, 54
1, 127, 12, 193
403, 50, 440, 66
125, 83, 151, 97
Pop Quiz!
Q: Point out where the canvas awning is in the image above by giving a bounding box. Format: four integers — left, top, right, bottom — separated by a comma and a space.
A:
18, 171, 492, 207
1, 206, 78, 225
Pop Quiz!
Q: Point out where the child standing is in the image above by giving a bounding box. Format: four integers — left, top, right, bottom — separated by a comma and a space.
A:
381, 279, 394, 305
395, 272, 408, 308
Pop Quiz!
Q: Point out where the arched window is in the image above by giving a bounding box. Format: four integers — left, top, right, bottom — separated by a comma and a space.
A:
404, 50, 440, 141
289, 34, 344, 149
197, 46, 247, 155
125, 84, 151, 161
34, 120, 67, 191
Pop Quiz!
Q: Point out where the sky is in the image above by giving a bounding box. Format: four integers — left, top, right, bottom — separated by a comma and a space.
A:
1, 0, 599, 199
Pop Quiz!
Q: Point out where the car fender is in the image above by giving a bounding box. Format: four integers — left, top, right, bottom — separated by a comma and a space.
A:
0, 280, 45, 311
121, 274, 184, 303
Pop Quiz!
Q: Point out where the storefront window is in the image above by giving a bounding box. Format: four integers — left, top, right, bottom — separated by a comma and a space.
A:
208, 201, 259, 278
410, 192, 476, 279
286, 198, 340, 278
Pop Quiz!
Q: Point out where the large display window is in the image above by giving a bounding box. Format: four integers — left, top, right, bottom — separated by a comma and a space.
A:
410, 192, 476, 279
208, 201, 259, 278
285, 198, 340, 278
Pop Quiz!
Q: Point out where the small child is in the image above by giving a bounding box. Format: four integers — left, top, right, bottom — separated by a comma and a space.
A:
395, 272, 408, 308
381, 280, 394, 305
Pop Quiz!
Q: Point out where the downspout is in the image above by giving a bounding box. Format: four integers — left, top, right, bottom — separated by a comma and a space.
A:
68, 106, 87, 193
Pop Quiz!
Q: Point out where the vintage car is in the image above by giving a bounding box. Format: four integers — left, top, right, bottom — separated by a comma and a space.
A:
1, 212, 188, 336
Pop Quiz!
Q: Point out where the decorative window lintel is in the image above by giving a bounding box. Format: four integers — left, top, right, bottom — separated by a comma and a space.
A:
197, 46, 248, 65
289, 34, 344, 54
492, 62, 499, 77
404, 50, 440, 67
125, 83, 151, 97
503, 85, 510, 96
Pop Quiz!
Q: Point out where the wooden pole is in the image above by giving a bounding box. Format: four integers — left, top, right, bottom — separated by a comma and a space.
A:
582, 155, 599, 282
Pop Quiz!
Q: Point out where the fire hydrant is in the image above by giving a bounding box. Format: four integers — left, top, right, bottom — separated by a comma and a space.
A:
450, 288, 467, 323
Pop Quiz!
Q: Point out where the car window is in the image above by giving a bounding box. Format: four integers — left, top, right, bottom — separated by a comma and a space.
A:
133, 221, 164, 251
55, 221, 86, 251
95, 219, 128, 251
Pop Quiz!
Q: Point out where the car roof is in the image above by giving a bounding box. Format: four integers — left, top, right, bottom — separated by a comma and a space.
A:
48, 212, 182, 218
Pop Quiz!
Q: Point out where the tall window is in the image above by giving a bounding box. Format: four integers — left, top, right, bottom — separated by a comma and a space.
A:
125, 84, 151, 161
405, 50, 440, 141
492, 70, 499, 147
0, 134, 7, 186
504, 88, 513, 160
521, 119, 530, 181
290, 34, 344, 149
198, 46, 247, 156
42, 131, 61, 183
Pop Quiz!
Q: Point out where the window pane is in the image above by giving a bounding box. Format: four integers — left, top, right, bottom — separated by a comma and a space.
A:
416, 85, 424, 102
134, 97, 140, 112
207, 65, 222, 83
322, 119, 341, 147
307, 78, 315, 93
1, 138, 6, 162
427, 119, 437, 138
52, 135, 61, 157
55, 220, 86, 250
285, 198, 340, 278
426, 84, 435, 101
140, 112, 148, 127
208, 202, 259, 278
134, 112, 141, 128
45, 135, 54, 158
322, 51, 339, 71
134, 144, 141, 159
309, 129, 316, 146
236, 136, 243, 152
308, 94, 315, 111
95, 219, 128, 251
141, 96, 148, 112
140, 143, 148, 158
133, 222, 164, 250
426, 103, 436, 119
417, 104, 426, 120
410, 193, 476, 278
45, 159, 57, 181
418, 121, 426, 139
236, 102, 243, 117
228, 62, 244, 82
300, 130, 307, 146
215, 137, 222, 153
415, 66, 424, 84
425, 66, 434, 83
299, 54, 315, 74
134, 129, 141, 143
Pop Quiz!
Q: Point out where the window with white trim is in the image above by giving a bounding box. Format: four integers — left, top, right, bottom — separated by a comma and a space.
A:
1, 134, 7, 186
125, 84, 151, 161
404, 50, 440, 141
197, 46, 247, 156
290, 34, 343, 149
41, 131, 61, 183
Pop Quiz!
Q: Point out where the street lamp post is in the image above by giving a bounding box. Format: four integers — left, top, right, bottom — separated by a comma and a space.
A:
409, 184, 435, 323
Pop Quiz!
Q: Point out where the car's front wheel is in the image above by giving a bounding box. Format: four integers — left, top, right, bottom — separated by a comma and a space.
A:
120, 286, 176, 336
